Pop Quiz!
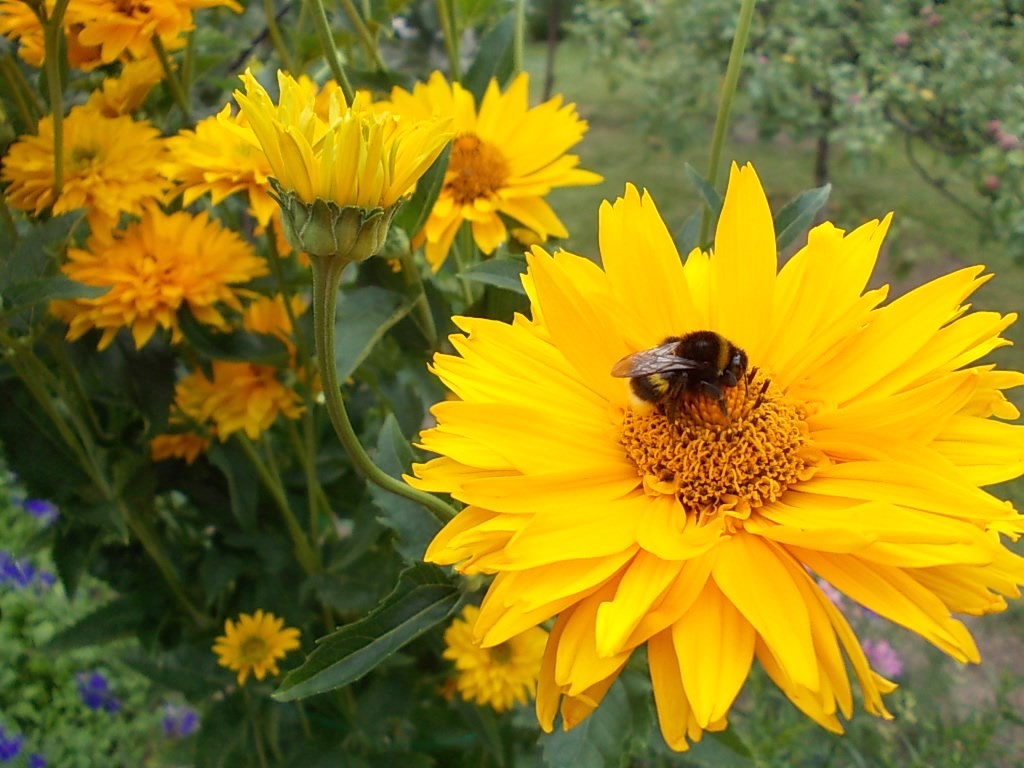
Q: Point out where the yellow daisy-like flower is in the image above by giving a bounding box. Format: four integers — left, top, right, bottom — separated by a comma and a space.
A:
50, 204, 267, 350
234, 69, 452, 210
213, 609, 301, 686
383, 72, 602, 270
150, 432, 210, 463
443, 604, 547, 713
85, 57, 165, 116
173, 361, 304, 441
73, 0, 241, 64
161, 104, 279, 227
1, 104, 169, 231
412, 164, 1024, 750
0, 0, 104, 70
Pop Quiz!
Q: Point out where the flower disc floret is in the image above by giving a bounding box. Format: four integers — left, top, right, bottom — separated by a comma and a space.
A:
411, 165, 1024, 751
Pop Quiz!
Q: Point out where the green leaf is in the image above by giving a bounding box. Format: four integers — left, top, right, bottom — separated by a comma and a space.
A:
685, 163, 723, 221
674, 209, 703, 256
43, 595, 148, 650
0, 213, 78, 288
463, 15, 516, 101
274, 563, 462, 701
370, 414, 441, 561
460, 258, 527, 295
707, 727, 756, 760
177, 305, 290, 365
208, 442, 259, 530
393, 144, 450, 238
540, 679, 634, 768
2, 276, 107, 308
774, 184, 832, 252
334, 286, 413, 381
195, 693, 249, 768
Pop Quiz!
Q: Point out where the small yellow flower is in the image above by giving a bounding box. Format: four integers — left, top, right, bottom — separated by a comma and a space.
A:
919, 88, 935, 101
213, 610, 301, 686
173, 361, 305, 441
86, 57, 165, 116
1, 104, 169, 231
50, 204, 267, 350
150, 432, 210, 463
161, 104, 279, 227
383, 71, 601, 270
234, 68, 452, 210
73, 0, 242, 64
0, 0, 105, 70
443, 605, 547, 713
242, 294, 307, 353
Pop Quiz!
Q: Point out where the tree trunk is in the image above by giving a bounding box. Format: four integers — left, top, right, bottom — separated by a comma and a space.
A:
542, 0, 562, 101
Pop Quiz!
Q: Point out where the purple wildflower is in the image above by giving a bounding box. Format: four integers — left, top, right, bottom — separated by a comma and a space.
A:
0, 726, 23, 762
162, 704, 200, 739
861, 638, 905, 679
27, 754, 46, 768
21, 499, 58, 525
0, 553, 36, 589
77, 671, 121, 713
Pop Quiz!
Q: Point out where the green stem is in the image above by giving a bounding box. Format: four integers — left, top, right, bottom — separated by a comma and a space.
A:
284, 419, 322, 539
698, 0, 757, 247
263, 0, 296, 72
151, 36, 193, 124
452, 223, 477, 309
398, 246, 438, 350
337, 0, 386, 71
182, 30, 196, 93
0, 195, 16, 241
0, 54, 39, 126
311, 257, 456, 524
236, 434, 321, 573
512, 0, 525, 74
435, 0, 460, 80
306, 0, 355, 102
244, 689, 270, 768
41, 0, 70, 195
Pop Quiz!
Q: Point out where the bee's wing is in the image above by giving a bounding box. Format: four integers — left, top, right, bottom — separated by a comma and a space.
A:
610, 344, 705, 377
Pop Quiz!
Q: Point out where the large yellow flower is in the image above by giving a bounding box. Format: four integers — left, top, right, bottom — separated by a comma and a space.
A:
234, 69, 452, 210
51, 204, 267, 350
443, 604, 547, 713
213, 609, 301, 686
161, 104, 278, 227
0, 0, 105, 70
85, 57, 165, 117
383, 72, 602, 270
1, 104, 169, 231
411, 164, 1024, 750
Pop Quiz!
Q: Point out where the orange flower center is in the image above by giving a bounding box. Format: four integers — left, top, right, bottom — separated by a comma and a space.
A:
239, 636, 269, 664
619, 370, 821, 521
70, 146, 99, 171
489, 642, 513, 664
445, 133, 509, 205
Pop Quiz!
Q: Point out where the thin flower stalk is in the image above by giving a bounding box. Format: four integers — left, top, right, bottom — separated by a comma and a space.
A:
305, 0, 354, 102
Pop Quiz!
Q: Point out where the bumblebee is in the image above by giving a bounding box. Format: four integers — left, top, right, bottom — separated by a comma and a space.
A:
611, 330, 748, 421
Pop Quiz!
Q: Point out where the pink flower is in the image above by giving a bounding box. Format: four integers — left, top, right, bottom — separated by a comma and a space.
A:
861, 638, 904, 679
847, 93, 861, 105
816, 578, 844, 607
983, 175, 1001, 192
997, 133, 1021, 150
892, 31, 911, 48
987, 119, 1003, 136
926, 12, 942, 27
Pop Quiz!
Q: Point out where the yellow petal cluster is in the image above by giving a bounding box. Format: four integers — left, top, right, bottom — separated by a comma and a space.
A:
213, 609, 301, 686
0, 0, 105, 70
443, 604, 548, 713
234, 69, 452, 210
85, 57, 165, 116
1, 104, 169, 231
50, 204, 267, 350
412, 163, 1024, 749
382, 71, 602, 270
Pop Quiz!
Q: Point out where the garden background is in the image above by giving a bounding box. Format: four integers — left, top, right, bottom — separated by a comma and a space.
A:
1, 0, 1023, 766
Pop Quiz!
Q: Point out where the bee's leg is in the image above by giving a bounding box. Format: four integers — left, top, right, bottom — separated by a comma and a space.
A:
701, 381, 729, 420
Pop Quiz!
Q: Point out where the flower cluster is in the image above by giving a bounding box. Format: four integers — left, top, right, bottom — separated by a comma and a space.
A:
77, 671, 121, 713
0, 552, 54, 590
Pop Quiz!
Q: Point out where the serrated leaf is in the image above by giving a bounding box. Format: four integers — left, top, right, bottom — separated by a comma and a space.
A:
393, 144, 450, 238
334, 286, 413, 381
43, 595, 147, 650
370, 414, 441, 561
774, 184, 832, 251
3, 276, 107, 308
177, 305, 290, 365
463, 15, 516, 101
685, 163, 723, 220
274, 563, 461, 701
0, 213, 78, 287
540, 679, 633, 768
460, 258, 527, 295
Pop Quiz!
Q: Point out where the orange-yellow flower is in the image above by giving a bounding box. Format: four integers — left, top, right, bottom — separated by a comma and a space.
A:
0, 0, 105, 70
1, 104, 169, 231
73, 0, 242, 64
51, 204, 267, 350
443, 605, 547, 713
85, 57, 165, 116
383, 72, 601, 270
150, 432, 210, 463
412, 164, 1024, 750
213, 610, 301, 686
